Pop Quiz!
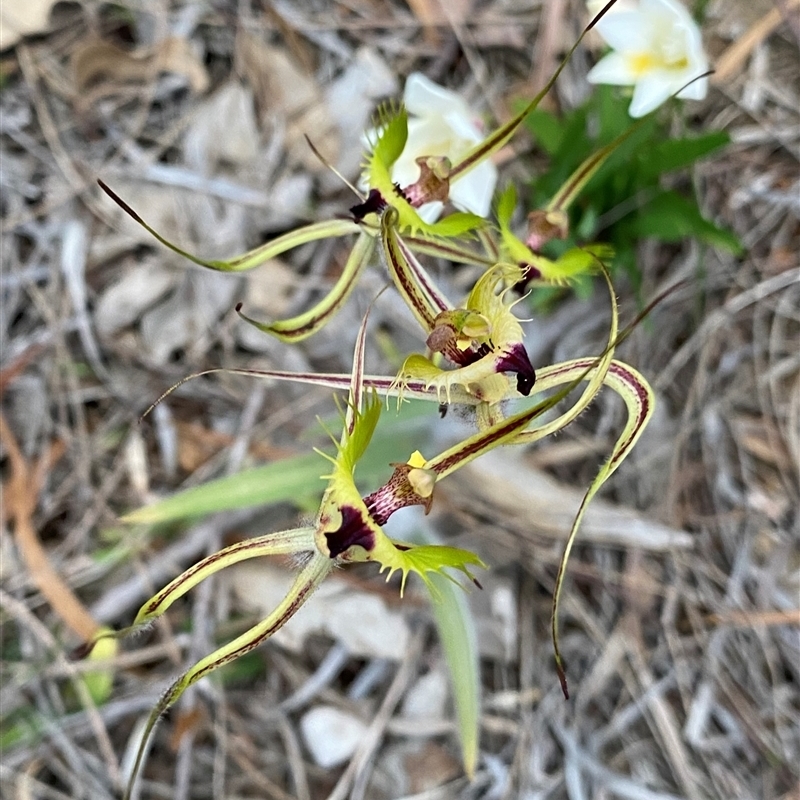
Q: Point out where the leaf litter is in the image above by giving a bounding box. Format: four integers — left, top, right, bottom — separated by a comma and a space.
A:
1, 1, 798, 798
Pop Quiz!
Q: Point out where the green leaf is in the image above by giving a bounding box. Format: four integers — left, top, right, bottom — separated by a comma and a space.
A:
121, 453, 324, 524
495, 183, 517, 228
428, 571, 480, 777
637, 131, 730, 182
409, 526, 480, 780
122, 402, 438, 525
627, 191, 743, 254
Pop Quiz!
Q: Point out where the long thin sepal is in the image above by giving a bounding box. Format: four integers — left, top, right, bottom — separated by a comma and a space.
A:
402, 235, 495, 267
511, 268, 619, 444
380, 208, 453, 332
545, 123, 642, 218
447, 4, 616, 184
123, 554, 332, 800
549, 359, 654, 699
131, 528, 316, 626
236, 231, 375, 342
97, 180, 360, 272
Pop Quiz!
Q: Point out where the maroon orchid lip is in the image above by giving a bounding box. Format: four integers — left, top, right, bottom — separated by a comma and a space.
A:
494, 342, 536, 396
350, 188, 387, 220
324, 504, 376, 558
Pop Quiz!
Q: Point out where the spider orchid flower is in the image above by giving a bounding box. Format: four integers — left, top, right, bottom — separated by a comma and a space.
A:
496, 184, 615, 286
587, 0, 709, 118
96, 11, 607, 347
143, 269, 665, 699
393, 262, 536, 405
367, 72, 498, 223
81, 312, 484, 799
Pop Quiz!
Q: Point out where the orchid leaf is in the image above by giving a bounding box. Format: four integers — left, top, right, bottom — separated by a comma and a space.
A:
624, 191, 743, 254
236, 231, 376, 342
120, 452, 324, 524
427, 569, 480, 778
98, 180, 360, 272
637, 131, 730, 181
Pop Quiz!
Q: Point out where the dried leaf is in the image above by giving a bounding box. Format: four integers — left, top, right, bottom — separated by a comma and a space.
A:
71, 37, 208, 101
300, 706, 368, 768
236, 34, 339, 171
183, 82, 260, 171
95, 262, 178, 338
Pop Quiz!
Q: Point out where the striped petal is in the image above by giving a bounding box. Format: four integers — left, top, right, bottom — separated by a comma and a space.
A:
97, 180, 360, 272
380, 208, 453, 331
549, 359, 655, 698
122, 553, 332, 800
236, 231, 376, 342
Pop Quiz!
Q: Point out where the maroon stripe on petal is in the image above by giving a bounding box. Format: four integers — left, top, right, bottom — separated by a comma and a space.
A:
607, 362, 651, 467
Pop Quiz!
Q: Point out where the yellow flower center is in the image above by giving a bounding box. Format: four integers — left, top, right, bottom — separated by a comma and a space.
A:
628, 52, 656, 76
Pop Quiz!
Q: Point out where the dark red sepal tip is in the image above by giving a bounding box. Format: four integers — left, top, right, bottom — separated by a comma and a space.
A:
556, 659, 569, 700
69, 641, 95, 661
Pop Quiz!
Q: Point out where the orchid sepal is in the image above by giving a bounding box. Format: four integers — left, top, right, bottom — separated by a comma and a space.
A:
497, 184, 613, 285
380, 207, 454, 332
236, 231, 376, 342
447, 10, 603, 185
121, 554, 332, 800
97, 180, 360, 272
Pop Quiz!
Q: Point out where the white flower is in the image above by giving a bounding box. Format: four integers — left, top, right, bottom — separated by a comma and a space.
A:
391, 73, 498, 222
587, 0, 708, 118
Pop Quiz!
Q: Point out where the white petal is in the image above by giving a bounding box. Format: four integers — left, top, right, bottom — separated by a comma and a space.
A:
392, 117, 452, 185
449, 159, 498, 217
628, 72, 676, 117
676, 72, 708, 101
442, 108, 484, 143
594, 11, 653, 52
587, 52, 638, 86
587, 0, 637, 14
404, 73, 471, 120
641, 0, 691, 25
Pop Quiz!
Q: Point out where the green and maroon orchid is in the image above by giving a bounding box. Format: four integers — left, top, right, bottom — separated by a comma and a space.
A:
135, 261, 662, 704
83, 309, 491, 799
96, 5, 626, 350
